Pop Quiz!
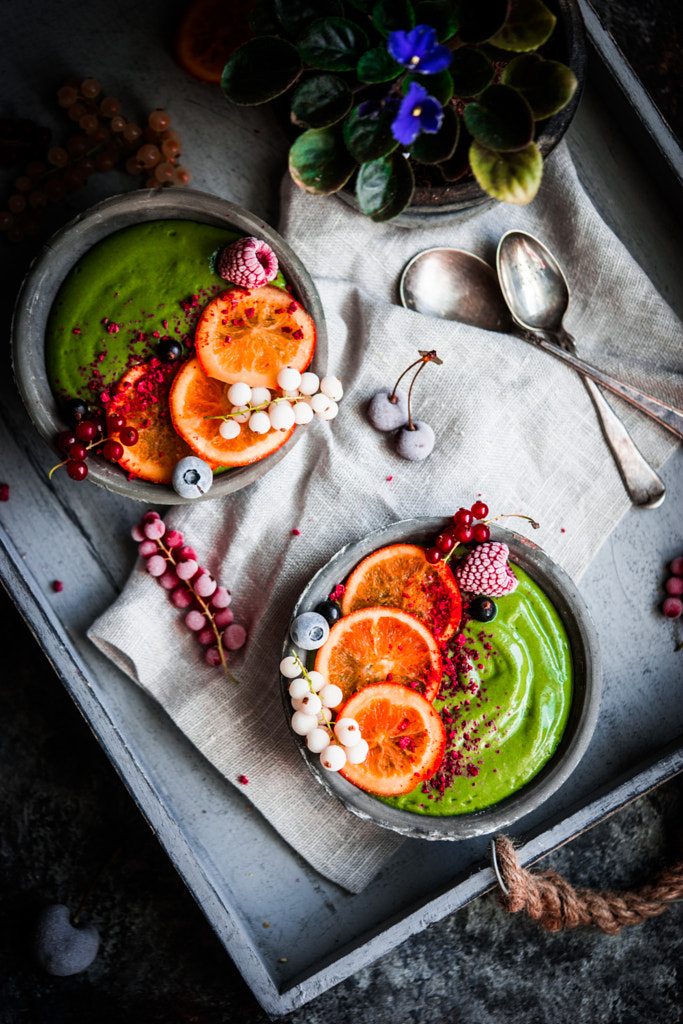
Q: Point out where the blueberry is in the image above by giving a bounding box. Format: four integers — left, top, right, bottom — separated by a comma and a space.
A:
290, 611, 330, 650
172, 456, 213, 498
158, 337, 183, 362
314, 599, 342, 625
63, 397, 89, 424
32, 904, 100, 976
367, 389, 409, 431
394, 420, 435, 461
469, 596, 497, 622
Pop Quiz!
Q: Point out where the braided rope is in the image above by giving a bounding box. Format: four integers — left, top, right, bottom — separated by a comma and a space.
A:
493, 834, 683, 935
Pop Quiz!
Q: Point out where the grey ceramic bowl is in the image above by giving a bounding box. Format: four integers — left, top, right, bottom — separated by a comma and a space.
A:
282, 518, 601, 840
11, 188, 327, 504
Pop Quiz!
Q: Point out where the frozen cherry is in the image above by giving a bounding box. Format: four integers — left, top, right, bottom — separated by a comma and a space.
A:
32, 904, 99, 976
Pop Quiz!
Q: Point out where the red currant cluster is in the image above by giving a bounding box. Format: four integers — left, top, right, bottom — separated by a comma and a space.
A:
425, 501, 490, 564
52, 411, 138, 482
662, 555, 683, 620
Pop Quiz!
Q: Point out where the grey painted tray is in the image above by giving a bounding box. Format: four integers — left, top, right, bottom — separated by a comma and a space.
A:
1, 2, 683, 1016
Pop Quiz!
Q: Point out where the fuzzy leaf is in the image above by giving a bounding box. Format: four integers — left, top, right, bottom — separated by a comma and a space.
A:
438, 123, 472, 180
457, 0, 509, 44
402, 68, 453, 104
463, 84, 533, 151
300, 16, 369, 70
501, 54, 577, 118
449, 46, 494, 96
343, 103, 399, 162
274, 0, 344, 36
409, 104, 459, 164
222, 37, 302, 104
372, 0, 415, 37
357, 45, 402, 82
356, 152, 415, 221
489, 0, 556, 52
249, 0, 281, 36
413, 0, 459, 41
289, 125, 357, 194
469, 139, 542, 203
290, 74, 353, 127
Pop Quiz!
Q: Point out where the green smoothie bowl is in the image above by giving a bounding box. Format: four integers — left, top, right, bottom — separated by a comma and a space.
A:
281, 518, 601, 841
11, 189, 328, 504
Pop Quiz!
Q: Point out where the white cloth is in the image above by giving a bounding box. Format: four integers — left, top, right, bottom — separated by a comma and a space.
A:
89, 142, 682, 892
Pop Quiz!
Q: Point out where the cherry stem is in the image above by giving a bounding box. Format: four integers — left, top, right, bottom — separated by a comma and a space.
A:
390, 356, 427, 404
72, 845, 123, 926
485, 512, 540, 530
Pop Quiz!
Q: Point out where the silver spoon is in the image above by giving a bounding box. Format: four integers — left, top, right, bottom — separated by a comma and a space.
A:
400, 247, 674, 509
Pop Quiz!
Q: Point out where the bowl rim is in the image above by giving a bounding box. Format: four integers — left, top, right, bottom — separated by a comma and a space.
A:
11, 187, 328, 504
281, 516, 602, 840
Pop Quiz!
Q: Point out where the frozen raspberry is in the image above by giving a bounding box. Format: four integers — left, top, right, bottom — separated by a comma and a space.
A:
216, 236, 278, 289
455, 542, 518, 598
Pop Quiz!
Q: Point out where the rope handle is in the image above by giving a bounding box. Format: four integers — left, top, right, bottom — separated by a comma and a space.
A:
490, 834, 683, 935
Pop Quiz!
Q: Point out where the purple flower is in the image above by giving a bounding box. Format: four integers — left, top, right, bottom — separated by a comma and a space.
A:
387, 25, 452, 75
391, 82, 443, 146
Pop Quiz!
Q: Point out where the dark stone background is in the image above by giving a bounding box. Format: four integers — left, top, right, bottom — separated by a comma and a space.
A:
2, 2, 683, 1022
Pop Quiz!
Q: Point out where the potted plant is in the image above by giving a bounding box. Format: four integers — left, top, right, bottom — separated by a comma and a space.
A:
221, 0, 584, 223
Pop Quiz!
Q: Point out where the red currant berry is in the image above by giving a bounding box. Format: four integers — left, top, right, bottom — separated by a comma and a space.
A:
75, 419, 97, 442
452, 523, 474, 544
472, 523, 490, 543
57, 430, 78, 453
66, 459, 88, 481
436, 533, 454, 554
425, 546, 441, 564
103, 439, 124, 462
453, 508, 473, 528
119, 426, 139, 446
471, 500, 489, 519
107, 414, 127, 433
670, 556, 683, 577
69, 441, 88, 462
662, 597, 683, 619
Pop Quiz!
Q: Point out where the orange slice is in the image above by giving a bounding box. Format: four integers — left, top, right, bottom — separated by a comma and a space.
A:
175, 0, 257, 84
169, 356, 295, 467
194, 285, 316, 389
338, 683, 447, 797
108, 363, 195, 484
341, 543, 462, 642
314, 606, 443, 705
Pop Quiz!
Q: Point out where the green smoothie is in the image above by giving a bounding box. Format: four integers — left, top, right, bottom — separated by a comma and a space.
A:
381, 564, 572, 816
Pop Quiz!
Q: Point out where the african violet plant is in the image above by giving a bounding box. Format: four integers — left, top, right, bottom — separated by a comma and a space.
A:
221, 0, 578, 222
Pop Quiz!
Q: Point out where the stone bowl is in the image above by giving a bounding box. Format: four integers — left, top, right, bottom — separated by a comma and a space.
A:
11, 188, 327, 504
281, 518, 601, 840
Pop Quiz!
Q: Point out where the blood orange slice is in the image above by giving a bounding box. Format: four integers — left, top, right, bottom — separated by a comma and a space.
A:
108, 362, 195, 484
341, 543, 462, 641
314, 606, 442, 705
169, 356, 295, 467
175, 0, 257, 84
338, 683, 447, 797
194, 285, 316, 389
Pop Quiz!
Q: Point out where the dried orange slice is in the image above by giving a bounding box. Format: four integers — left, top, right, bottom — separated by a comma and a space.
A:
175, 0, 257, 84
338, 683, 447, 797
341, 543, 462, 642
108, 363, 195, 484
194, 285, 316, 389
169, 356, 295, 467
314, 606, 442, 705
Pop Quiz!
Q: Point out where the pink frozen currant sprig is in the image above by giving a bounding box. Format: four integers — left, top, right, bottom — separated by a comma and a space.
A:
132, 511, 246, 680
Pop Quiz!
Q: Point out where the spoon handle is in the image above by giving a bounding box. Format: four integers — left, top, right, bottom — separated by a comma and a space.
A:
522, 331, 683, 439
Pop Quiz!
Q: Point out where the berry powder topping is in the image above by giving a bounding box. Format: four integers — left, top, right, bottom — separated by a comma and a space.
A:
454, 542, 519, 598
216, 236, 279, 289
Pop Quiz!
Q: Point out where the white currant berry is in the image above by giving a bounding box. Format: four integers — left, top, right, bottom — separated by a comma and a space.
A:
277, 366, 302, 391
299, 371, 319, 396
344, 738, 369, 764
288, 676, 310, 699
249, 410, 271, 434
316, 399, 338, 421
268, 401, 295, 430
320, 743, 347, 771
320, 376, 343, 401
306, 670, 326, 692
293, 401, 314, 425
250, 386, 271, 406
227, 382, 251, 406
291, 696, 305, 711
300, 692, 323, 716
334, 717, 362, 746
309, 392, 331, 415
280, 656, 302, 679
281, 388, 299, 399
231, 405, 250, 423
318, 706, 332, 723
291, 710, 318, 736
319, 683, 343, 709
219, 419, 241, 440
306, 727, 331, 753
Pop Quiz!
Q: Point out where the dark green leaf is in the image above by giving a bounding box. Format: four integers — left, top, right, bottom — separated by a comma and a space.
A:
291, 74, 353, 127
346, 0, 375, 11
356, 152, 415, 220
402, 69, 453, 104
222, 37, 302, 104
274, 0, 344, 36
469, 139, 542, 202
300, 16, 369, 70
289, 125, 357, 194
372, 0, 415, 37
413, 1, 459, 41
409, 104, 459, 163
249, 0, 282, 35
501, 54, 577, 118
343, 103, 399, 162
357, 45, 402, 82
457, 0, 509, 44
449, 46, 494, 97
463, 84, 533, 151
438, 121, 471, 180
489, 0, 556, 52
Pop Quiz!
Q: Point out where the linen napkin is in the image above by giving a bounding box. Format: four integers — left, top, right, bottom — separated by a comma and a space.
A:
89, 141, 682, 893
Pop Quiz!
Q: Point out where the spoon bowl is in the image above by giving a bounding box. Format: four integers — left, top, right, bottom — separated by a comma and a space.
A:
496, 232, 570, 334
399, 247, 512, 332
